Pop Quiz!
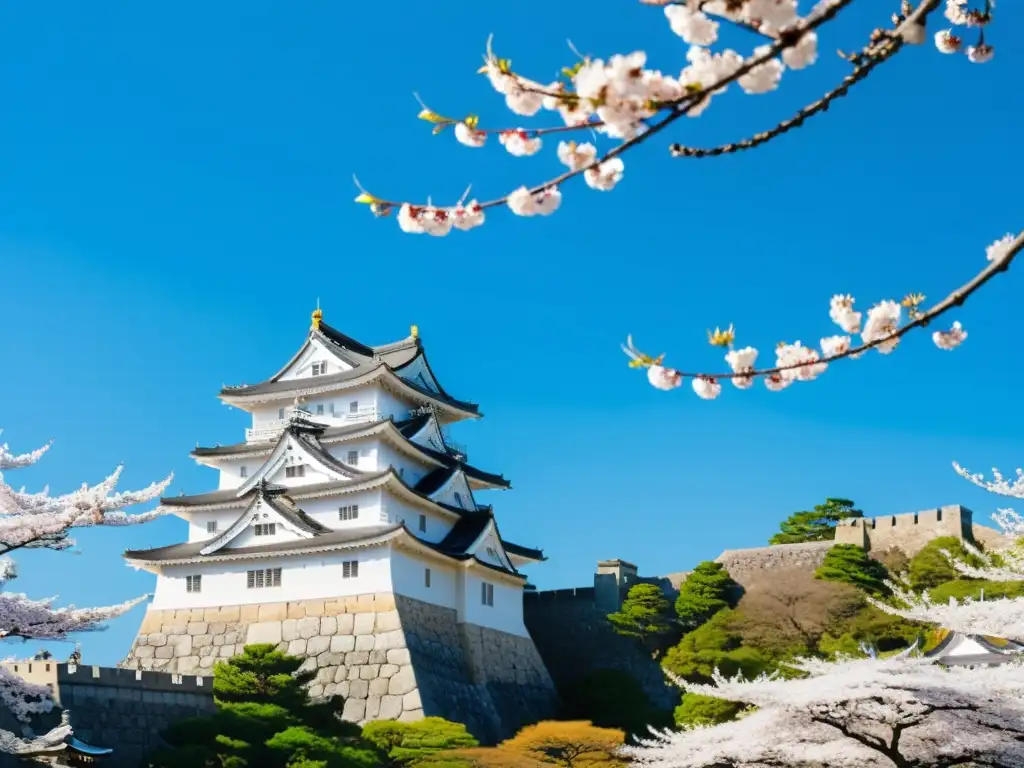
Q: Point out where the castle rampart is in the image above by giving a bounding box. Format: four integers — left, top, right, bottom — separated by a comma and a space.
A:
833, 505, 975, 553
1, 662, 214, 767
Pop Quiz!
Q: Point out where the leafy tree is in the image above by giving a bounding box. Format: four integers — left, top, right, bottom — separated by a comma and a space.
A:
818, 603, 926, 656
606, 583, 673, 657
674, 561, 738, 631
673, 693, 747, 729
558, 670, 673, 737
769, 498, 863, 545
361, 718, 478, 766
661, 610, 774, 684
497, 721, 625, 768
147, 644, 380, 768
907, 536, 984, 591
815, 543, 892, 596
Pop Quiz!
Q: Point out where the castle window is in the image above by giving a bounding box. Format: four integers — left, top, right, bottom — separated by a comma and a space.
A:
311, 362, 327, 376
285, 465, 306, 478
186, 575, 202, 593
891, 516, 897, 526
254, 523, 277, 537
914, 513, 919, 524
454, 492, 464, 508
240, 466, 248, 478
937, 508, 943, 522
206, 521, 218, 534
278, 408, 286, 419
342, 560, 359, 579
481, 582, 494, 607
418, 514, 427, 533
339, 504, 360, 521
347, 450, 359, 466
45, 664, 51, 672
486, 546, 498, 560
316, 404, 325, 415
425, 568, 431, 588
247, 568, 281, 589
349, 401, 359, 414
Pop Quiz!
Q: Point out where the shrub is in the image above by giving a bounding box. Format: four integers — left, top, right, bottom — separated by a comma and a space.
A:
815, 544, 891, 596
674, 561, 738, 631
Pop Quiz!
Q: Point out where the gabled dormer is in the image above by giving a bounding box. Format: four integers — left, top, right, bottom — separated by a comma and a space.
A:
415, 467, 476, 511
234, 423, 363, 494
200, 482, 329, 555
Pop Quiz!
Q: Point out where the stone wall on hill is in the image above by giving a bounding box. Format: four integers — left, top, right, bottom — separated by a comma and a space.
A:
120, 592, 557, 744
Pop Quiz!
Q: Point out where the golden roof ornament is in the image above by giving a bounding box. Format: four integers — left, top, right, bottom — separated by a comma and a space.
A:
311, 307, 323, 330
410, 324, 419, 339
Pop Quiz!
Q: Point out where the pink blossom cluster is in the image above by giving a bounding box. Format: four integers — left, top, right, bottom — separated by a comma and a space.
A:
935, 0, 996, 62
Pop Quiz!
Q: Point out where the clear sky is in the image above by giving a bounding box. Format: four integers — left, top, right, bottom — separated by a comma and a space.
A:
0, 2, 1020, 666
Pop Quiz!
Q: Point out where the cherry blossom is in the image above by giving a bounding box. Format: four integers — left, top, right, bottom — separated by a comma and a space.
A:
692, 376, 722, 400
454, 122, 487, 148
583, 158, 625, 191
934, 29, 963, 52
664, 5, 719, 46
937, 0, 995, 60
0, 431, 168, 754
932, 320, 967, 349
626, 653, 1024, 767
557, 140, 597, 171
498, 129, 542, 157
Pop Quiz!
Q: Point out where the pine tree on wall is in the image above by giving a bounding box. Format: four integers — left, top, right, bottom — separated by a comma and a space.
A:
607, 584, 674, 658
0, 432, 170, 756
769, 498, 863, 545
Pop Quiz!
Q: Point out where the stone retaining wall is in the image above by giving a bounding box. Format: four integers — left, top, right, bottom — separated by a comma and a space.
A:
122, 592, 557, 743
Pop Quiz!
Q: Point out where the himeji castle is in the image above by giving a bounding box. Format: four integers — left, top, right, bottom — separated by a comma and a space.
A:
121, 310, 558, 739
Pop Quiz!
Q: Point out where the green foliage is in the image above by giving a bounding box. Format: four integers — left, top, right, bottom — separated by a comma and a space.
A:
907, 537, 984, 591
673, 693, 747, 728
558, 670, 673, 737
819, 601, 926, 655
927, 578, 1024, 602
815, 544, 892, 596
361, 717, 478, 765
146, 644, 377, 768
661, 610, 776, 684
769, 498, 863, 545
606, 584, 673, 651
674, 561, 738, 631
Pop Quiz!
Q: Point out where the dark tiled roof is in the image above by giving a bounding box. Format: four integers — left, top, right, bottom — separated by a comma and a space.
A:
220, 364, 376, 397
437, 515, 491, 554
502, 541, 545, 561
124, 524, 402, 562
260, 486, 331, 535
415, 467, 459, 497
161, 472, 394, 508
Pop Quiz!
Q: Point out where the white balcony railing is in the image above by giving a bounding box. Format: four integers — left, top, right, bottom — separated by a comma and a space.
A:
245, 406, 380, 442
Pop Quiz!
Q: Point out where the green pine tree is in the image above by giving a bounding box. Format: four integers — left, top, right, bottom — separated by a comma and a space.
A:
146, 644, 381, 768
674, 561, 738, 631
769, 498, 864, 545
607, 583, 673, 657
815, 544, 891, 596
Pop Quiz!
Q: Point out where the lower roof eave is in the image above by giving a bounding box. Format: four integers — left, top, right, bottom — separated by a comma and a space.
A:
391, 535, 527, 587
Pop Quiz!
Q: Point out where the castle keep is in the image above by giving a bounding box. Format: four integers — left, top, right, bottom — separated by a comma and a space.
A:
118, 311, 557, 742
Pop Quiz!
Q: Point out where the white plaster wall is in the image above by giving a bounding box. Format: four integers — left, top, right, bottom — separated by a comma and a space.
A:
373, 442, 430, 487
149, 548, 393, 610
215, 457, 265, 491
475, 528, 513, 571
277, 339, 354, 382
229, 512, 306, 549
375, 388, 415, 422
390, 549, 458, 609
323, 438, 375, 473
380, 496, 456, 544
297, 491, 386, 530
265, 453, 335, 488
460, 571, 528, 636
187, 510, 243, 543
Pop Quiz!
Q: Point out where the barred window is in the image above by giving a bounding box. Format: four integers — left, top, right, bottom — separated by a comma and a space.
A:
247, 568, 282, 588
254, 523, 276, 536
481, 582, 494, 607
186, 575, 202, 593
342, 560, 359, 579
424, 568, 431, 588
418, 514, 427, 533
339, 504, 360, 521
206, 521, 218, 534
346, 450, 359, 465
285, 465, 306, 478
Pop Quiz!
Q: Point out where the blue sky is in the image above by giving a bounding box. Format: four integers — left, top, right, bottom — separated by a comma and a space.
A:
0, 2, 1020, 666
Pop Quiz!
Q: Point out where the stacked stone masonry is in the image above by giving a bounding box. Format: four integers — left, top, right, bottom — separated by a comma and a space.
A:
122, 592, 558, 743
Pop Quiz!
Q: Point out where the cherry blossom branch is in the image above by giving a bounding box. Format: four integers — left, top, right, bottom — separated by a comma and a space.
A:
670, 31, 904, 158
355, 0, 871, 230
624, 230, 1021, 398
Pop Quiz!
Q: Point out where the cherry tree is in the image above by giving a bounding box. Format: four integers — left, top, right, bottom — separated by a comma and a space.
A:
623, 651, 1024, 767
869, 463, 1024, 639
354, 0, 1020, 396
0, 432, 170, 755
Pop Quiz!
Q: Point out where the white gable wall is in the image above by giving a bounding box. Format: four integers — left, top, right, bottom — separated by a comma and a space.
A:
373, 442, 431, 487
323, 438, 376, 474
396, 356, 440, 393
214, 457, 266, 490
277, 339, 355, 382
149, 547, 392, 610
390, 549, 458, 608
430, 472, 475, 510
186, 508, 248, 543
474, 528, 513, 571
375, 388, 416, 422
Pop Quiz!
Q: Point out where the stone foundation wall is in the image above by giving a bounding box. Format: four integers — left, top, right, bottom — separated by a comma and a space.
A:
122, 593, 557, 743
